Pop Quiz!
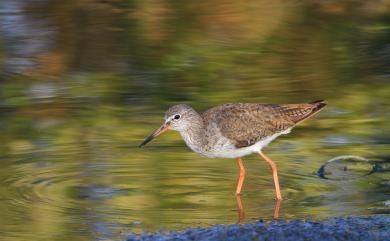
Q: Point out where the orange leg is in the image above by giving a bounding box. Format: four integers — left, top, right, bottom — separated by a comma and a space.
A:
258, 151, 282, 200
235, 157, 245, 195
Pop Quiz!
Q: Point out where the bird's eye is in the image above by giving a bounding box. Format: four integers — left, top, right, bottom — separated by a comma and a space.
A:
174, 114, 181, 120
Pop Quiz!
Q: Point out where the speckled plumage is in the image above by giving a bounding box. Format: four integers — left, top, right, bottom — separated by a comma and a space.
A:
159, 100, 327, 158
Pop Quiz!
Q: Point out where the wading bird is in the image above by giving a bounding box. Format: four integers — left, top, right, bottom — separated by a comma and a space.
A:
139, 100, 327, 201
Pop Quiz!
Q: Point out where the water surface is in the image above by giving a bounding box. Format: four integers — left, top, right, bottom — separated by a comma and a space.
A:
0, 1, 389, 240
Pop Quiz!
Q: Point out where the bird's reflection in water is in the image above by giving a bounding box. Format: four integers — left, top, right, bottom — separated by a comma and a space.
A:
235, 195, 245, 223
235, 195, 281, 223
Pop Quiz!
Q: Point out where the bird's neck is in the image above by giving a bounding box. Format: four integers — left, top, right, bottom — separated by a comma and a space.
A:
179, 116, 205, 152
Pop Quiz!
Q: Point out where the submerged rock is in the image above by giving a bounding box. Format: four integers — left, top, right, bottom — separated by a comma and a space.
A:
125, 216, 390, 241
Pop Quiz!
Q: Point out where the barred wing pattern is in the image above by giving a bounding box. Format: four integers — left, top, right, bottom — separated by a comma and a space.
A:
203, 101, 326, 148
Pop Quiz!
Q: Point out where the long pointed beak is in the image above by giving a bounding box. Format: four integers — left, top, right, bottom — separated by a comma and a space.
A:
139, 122, 171, 148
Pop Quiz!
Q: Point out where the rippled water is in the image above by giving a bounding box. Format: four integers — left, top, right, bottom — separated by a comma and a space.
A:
0, 1, 390, 241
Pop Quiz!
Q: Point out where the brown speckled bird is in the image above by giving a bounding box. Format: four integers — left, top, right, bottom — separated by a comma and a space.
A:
139, 100, 327, 200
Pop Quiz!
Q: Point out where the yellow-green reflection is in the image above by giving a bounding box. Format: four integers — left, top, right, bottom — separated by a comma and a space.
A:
0, 1, 389, 241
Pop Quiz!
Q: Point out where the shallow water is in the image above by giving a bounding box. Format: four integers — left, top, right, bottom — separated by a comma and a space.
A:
0, 1, 389, 241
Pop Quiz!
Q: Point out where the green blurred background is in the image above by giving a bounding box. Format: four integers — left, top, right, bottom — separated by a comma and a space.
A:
0, 0, 389, 240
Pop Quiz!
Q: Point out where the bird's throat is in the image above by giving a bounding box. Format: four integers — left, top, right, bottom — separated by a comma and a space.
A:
179, 118, 205, 154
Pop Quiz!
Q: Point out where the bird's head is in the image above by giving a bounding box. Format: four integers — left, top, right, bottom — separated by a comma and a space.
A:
139, 104, 197, 147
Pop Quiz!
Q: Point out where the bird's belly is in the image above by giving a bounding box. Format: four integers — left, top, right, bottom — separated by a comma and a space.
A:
194, 136, 256, 158
201, 128, 292, 158
181, 125, 291, 159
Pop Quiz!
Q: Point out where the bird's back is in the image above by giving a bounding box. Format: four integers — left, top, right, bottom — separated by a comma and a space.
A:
202, 100, 327, 149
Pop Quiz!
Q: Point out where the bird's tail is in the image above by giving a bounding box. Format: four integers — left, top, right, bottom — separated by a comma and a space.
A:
287, 99, 327, 124
309, 99, 327, 114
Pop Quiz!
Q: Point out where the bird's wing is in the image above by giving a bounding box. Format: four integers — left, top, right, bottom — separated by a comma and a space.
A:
203, 101, 326, 148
